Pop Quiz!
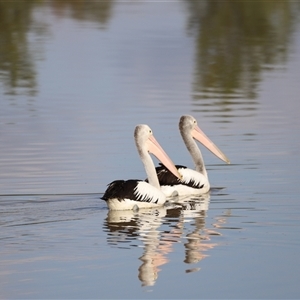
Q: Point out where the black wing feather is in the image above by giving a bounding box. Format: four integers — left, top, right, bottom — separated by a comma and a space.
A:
155, 163, 204, 189
102, 179, 141, 202
102, 179, 158, 203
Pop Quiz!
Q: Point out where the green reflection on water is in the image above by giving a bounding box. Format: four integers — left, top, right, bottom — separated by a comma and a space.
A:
185, 1, 300, 101
0, 0, 114, 96
49, 0, 114, 26
0, 0, 299, 101
0, 1, 40, 96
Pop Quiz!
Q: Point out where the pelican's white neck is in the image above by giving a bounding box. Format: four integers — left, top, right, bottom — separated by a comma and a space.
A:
135, 133, 160, 189
140, 149, 160, 189
180, 127, 208, 178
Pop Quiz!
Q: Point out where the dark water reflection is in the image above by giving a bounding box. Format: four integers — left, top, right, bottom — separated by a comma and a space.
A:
0, 0, 114, 96
1, 1, 299, 98
49, 0, 114, 25
1, 1, 300, 298
187, 1, 299, 99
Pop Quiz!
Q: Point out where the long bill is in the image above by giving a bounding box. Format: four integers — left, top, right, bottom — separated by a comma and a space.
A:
147, 135, 182, 180
192, 125, 230, 164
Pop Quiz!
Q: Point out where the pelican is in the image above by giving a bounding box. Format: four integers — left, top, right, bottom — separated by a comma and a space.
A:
156, 115, 230, 196
101, 124, 182, 210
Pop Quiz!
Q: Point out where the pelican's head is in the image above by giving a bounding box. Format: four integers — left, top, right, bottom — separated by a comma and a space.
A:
179, 115, 230, 164
134, 124, 182, 179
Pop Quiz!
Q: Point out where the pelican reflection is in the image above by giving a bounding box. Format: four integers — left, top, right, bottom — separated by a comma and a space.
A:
105, 206, 178, 286
170, 194, 216, 271
104, 193, 226, 286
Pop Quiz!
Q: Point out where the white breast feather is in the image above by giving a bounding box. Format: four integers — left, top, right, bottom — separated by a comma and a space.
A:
178, 168, 208, 187
160, 168, 210, 196
134, 181, 165, 204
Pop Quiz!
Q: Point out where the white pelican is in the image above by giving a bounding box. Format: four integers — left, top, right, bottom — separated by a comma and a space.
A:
156, 115, 230, 196
101, 124, 182, 210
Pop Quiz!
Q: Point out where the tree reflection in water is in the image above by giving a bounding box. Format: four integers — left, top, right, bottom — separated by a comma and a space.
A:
0, 1, 40, 96
0, 0, 114, 96
184, 1, 300, 115
0, 1, 299, 99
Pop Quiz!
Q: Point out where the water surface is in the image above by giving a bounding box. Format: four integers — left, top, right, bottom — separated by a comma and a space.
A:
1, 1, 300, 298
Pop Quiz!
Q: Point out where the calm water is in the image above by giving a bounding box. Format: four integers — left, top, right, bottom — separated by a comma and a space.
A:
1, 1, 300, 298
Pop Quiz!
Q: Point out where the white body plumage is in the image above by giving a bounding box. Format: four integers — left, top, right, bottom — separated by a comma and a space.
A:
106, 181, 167, 211
157, 115, 230, 196
102, 124, 182, 210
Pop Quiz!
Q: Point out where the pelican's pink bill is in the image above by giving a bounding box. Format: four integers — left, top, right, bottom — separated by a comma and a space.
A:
147, 135, 182, 179
192, 125, 230, 164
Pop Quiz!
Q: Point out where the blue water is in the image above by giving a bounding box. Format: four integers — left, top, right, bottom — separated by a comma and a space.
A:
1, 2, 300, 298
